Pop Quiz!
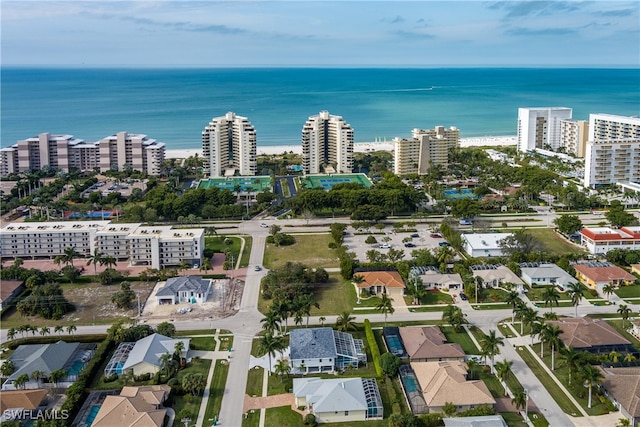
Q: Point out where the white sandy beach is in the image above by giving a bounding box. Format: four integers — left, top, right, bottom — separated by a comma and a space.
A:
164, 135, 517, 159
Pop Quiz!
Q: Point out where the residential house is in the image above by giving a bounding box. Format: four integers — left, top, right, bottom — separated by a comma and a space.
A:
0, 280, 24, 310
398, 326, 465, 362
469, 264, 524, 291
3, 341, 95, 390
410, 267, 463, 291
0, 389, 47, 422
573, 261, 636, 290
462, 233, 513, 258
353, 270, 405, 300
293, 377, 383, 424
598, 366, 640, 427
91, 385, 171, 427
411, 361, 496, 413
442, 415, 508, 427
155, 276, 213, 304
121, 333, 190, 376
519, 262, 578, 291
548, 317, 634, 355
289, 328, 366, 374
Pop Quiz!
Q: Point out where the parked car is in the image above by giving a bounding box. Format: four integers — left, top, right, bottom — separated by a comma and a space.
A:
430, 233, 442, 238
254, 265, 262, 271
260, 223, 269, 228
404, 242, 416, 248
411, 233, 420, 238
380, 243, 391, 249
459, 292, 468, 301
439, 241, 451, 247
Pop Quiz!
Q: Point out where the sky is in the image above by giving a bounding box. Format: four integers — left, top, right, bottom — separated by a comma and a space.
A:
2, 0, 639, 67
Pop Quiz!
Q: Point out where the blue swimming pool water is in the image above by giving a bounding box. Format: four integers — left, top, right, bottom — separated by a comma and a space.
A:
403, 376, 419, 393
386, 335, 404, 354
85, 405, 101, 426
67, 360, 84, 376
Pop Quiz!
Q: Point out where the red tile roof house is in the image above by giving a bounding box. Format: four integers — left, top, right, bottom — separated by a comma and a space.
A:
573, 262, 636, 291
579, 226, 640, 255
398, 326, 465, 362
352, 270, 405, 303
548, 317, 634, 355
598, 366, 640, 427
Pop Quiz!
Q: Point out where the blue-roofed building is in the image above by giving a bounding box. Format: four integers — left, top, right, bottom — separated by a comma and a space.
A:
290, 328, 365, 374
121, 333, 190, 376
155, 276, 212, 304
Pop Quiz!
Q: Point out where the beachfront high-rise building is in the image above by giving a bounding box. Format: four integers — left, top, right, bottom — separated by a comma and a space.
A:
301, 111, 354, 174
559, 119, 589, 157
584, 114, 640, 188
0, 132, 166, 177
98, 132, 165, 175
201, 112, 257, 177
517, 107, 573, 153
393, 126, 460, 175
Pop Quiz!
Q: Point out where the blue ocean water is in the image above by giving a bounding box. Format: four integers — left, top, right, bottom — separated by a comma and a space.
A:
2, 68, 639, 149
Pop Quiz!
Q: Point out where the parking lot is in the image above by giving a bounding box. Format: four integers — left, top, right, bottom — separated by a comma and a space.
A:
343, 224, 457, 262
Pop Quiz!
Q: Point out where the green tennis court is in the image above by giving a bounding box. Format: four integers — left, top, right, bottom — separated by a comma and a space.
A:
197, 176, 272, 192
303, 173, 373, 190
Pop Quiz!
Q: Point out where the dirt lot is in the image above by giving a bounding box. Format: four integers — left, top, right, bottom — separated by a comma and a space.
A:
140, 279, 244, 322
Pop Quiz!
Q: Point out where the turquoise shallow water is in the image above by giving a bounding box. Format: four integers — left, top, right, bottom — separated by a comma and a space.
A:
2, 67, 639, 149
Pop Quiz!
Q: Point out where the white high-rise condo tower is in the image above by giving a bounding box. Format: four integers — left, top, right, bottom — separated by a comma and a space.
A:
584, 114, 640, 188
301, 111, 354, 175
517, 107, 572, 152
202, 112, 257, 177
393, 126, 459, 175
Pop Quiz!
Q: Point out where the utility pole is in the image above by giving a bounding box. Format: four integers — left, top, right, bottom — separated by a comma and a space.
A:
137, 292, 141, 317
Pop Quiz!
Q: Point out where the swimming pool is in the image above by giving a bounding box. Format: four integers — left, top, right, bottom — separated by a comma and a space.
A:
67, 360, 85, 376
444, 189, 478, 200
385, 334, 405, 357
85, 404, 101, 426
402, 375, 419, 393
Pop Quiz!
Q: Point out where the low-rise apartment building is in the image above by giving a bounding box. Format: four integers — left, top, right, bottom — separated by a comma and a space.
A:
0, 221, 203, 269
579, 226, 640, 255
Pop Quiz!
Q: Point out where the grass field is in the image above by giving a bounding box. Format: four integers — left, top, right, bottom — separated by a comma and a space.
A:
440, 325, 480, 353
263, 233, 339, 269
205, 235, 251, 268
171, 358, 212, 426
527, 228, 586, 256
403, 289, 453, 306
204, 359, 229, 425
1, 281, 157, 329
614, 285, 640, 299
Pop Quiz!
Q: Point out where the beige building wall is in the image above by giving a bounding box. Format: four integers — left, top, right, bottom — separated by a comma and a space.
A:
315, 410, 366, 424
393, 126, 459, 175
560, 119, 589, 157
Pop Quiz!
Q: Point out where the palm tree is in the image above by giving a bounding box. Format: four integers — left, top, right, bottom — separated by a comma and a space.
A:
272, 300, 290, 335
609, 350, 621, 363
31, 370, 45, 387
511, 390, 528, 416
62, 246, 80, 267
13, 373, 30, 390
617, 418, 631, 427
66, 325, 77, 335
101, 255, 117, 270
49, 369, 67, 388
54, 325, 65, 336
466, 359, 480, 380
39, 326, 50, 337
505, 291, 521, 323
375, 293, 395, 326
7, 328, 17, 341
566, 282, 584, 318
274, 358, 291, 383
495, 359, 513, 390
581, 364, 603, 409
335, 311, 357, 332
541, 324, 563, 370
86, 249, 104, 275
618, 304, 632, 328
624, 353, 637, 363
174, 341, 185, 365
603, 284, 615, 301
159, 352, 174, 377
542, 286, 561, 313
258, 333, 285, 375
561, 346, 581, 385
0, 360, 15, 378
295, 294, 319, 327
480, 330, 505, 374
319, 316, 326, 327
200, 258, 212, 274
261, 310, 281, 335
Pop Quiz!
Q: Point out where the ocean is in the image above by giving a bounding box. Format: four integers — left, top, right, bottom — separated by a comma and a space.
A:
2, 68, 639, 149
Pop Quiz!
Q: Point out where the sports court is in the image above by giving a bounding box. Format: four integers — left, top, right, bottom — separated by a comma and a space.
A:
303, 173, 373, 190
197, 176, 272, 192
444, 188, 478, 200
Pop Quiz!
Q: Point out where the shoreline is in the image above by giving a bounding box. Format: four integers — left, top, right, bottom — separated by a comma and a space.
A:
165, 135, 517, 158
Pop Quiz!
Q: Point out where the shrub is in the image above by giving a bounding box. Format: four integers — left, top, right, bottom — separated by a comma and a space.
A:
365, 235, 378, 244
303, 413, 317, 426
103, 373, 118, 383
134, 373, 151, 382
364, 319, 383, 377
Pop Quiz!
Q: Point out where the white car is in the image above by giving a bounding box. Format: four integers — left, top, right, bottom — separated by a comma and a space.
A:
260, 223, 269, 228
379, 244, 391, 249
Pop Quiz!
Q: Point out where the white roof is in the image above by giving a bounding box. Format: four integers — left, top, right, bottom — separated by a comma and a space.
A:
2, 221, 110, 233
293, 377, 368, 412
462, 233, 512, 250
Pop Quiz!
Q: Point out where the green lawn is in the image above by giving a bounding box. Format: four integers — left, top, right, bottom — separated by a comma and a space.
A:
241, 409, 260, 427
404, 289, 453, 306
532, 343, 611, 416
189, 336, 217, 351
264, 406, 303, 427
246, 366, 264, 397
606, 319, 640, 350
441, 325, 480, 354
527, 228, 586, 256
203, 359, 230, 424
481, 288, 510, 303
258, 273, 356, 316
516, 346, 582, 417
205, 235, 246, 267
171, 358, 212, 426
479, 369, 505, 398
263, 233, 339, 269
614, 285, 640, 299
